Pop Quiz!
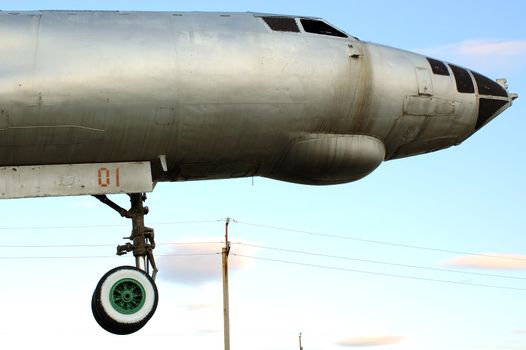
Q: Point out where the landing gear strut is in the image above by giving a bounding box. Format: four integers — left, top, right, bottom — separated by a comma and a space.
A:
91, 193, 159, 335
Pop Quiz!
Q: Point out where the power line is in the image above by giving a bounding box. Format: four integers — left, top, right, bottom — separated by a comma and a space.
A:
233, 253, 526, 292
232, 243, 526, 281
234, 220, 526, 262
0, 243, 115, 248
0, 241, 223, 248
1, 216, 524, 264
0, 219, 221, 231
6, 239, 522, 281
0, 252, 220, 260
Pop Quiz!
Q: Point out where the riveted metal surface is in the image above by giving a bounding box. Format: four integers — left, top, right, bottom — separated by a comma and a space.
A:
0, 11, 514, 188
0, 161, 152, 198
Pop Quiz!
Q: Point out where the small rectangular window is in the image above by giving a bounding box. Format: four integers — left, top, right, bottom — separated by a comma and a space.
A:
300, 19, 347, 38
471, 71, 508, 97
449, 64, 474, 93
262, 17, 299, 32
426, 57, 450, 76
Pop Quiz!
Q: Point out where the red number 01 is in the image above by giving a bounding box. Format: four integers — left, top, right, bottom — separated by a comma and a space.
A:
97, 167, 120, 188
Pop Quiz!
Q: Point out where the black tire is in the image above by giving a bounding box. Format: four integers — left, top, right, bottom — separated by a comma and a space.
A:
92, 266, 159, 335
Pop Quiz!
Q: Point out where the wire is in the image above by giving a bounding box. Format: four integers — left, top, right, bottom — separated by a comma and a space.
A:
0, 252, 220, 260
1, 216, 522, 264
234, 220, 526, 262
233, 253, 526, 292
0, 241, 223, 248
0, 219, 221, 231
0, 244, 115, 248
1, 216, 523, 266
232, 243, 526, 281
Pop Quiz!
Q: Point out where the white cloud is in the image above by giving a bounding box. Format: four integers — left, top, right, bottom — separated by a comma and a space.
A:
445, 253, 526, 270
336, 335, 404, 347
185, 303, 215, 311
158, 239, 258, 285
455, 40, 526, 56
514, 330, 526, 334
415, 39, 526, 75
195, 328, 221, 335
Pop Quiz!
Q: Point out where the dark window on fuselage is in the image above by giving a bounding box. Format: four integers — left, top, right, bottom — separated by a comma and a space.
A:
476, 98, 508, 130
449, 64, 475, 93
471, 71, 508, 97
426, 57, 450, 76
262, 17, 300, 32
300, 19, 348, 38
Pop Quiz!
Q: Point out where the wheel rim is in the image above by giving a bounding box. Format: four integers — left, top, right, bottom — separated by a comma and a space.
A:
109, 278, 146, 315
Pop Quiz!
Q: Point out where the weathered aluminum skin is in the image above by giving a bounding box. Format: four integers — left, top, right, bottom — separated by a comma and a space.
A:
0, 11, 515, 189
0, 161, 152, 198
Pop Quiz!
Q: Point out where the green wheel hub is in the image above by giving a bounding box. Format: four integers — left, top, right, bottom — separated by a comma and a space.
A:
109, 278, 146, 315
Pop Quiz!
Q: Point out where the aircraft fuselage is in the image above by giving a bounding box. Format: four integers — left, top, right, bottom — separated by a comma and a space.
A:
0, 11, 515, 186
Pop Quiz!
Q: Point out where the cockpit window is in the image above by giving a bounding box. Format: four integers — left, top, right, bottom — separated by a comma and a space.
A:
300, 19, 348, 38
471, 71, 508, 97
476, 98, 508, 130
426, 57, 450, 76
262, 17, 300, 32
449, 64, 475, 93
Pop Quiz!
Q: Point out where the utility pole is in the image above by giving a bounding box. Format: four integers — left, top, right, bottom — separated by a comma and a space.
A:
299, 332, 304, 350
222, 218, 231, 350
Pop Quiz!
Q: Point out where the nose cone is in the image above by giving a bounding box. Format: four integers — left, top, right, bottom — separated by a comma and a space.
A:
471, 72, 517, 131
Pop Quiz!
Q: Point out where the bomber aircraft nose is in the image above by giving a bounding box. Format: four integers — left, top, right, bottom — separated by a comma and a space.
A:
470, 72, 518, 131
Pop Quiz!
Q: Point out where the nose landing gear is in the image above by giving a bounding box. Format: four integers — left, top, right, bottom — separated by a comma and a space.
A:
91, 193, 159, 335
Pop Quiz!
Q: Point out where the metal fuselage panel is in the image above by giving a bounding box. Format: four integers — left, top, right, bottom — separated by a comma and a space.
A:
363, 43, 477, 159
0, 11, 512, 184
0, 12, 365, 181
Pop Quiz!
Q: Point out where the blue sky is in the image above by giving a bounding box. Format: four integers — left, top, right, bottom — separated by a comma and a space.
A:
0, 1, 525, 349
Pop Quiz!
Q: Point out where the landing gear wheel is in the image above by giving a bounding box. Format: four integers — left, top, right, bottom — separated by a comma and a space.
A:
92, 266, 159, 335
91, 194, 159, 334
